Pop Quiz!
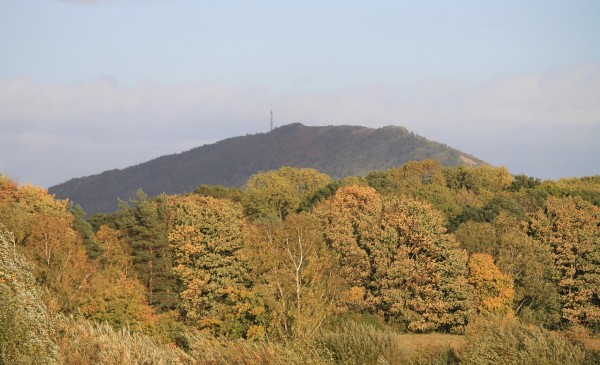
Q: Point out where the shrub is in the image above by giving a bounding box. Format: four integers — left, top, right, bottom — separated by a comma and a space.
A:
0, 227, 58, 365
460, 316, 585, 365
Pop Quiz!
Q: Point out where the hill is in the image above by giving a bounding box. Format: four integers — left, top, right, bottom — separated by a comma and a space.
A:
49, 123, 486, 214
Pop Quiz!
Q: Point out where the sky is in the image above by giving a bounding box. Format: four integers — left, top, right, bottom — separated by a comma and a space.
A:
1, 0, 599, 188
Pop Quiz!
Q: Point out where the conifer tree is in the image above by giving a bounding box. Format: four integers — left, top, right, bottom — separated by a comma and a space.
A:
116, 190, 178, 312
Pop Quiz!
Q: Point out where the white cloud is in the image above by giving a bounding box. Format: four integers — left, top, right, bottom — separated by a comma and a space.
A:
1, 64, 599, 187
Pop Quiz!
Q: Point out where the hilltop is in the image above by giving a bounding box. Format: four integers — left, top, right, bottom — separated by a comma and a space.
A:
49, 123, 485, 213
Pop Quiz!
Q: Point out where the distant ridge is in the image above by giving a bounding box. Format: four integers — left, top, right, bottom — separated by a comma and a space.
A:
49, 123, 485, 214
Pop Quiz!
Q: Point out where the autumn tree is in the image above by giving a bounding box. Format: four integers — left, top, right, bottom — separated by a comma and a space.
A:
168, 195, 265, 338
243, 167, 331, 222
467, 253, 514, 315
317, 185, 474, 333
367, 161, 460, 218
380, 197, 474, 333
316, 185, 382, 312
530, 196, 600, 331
454, 213, 561, 327
389, 160, 447, 187
194, 184, 244, 203
78, 225, 154, 330
245, 213, 341, 339
0, 178, 93, 312
444, 166, 513, 195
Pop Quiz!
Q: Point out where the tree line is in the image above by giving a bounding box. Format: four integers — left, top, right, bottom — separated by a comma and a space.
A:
0, 162, 598, 362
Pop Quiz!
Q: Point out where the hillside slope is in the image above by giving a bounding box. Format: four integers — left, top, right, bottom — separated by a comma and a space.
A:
49, 123, 485, 213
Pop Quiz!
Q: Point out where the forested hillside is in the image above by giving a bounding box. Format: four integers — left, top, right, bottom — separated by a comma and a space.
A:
2, 162, 599, 364
48, 123, 485, 214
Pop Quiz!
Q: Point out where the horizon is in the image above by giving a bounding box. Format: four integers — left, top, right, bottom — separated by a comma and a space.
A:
1, 1, 599, 187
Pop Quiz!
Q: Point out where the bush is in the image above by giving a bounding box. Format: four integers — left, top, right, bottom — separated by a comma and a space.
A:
460, 316, 585, 365
0, 228, 58, 365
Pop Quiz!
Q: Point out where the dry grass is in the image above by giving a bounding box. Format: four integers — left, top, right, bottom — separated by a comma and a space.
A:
184, 332, 329, 365
316, 321, 463, 365
459, 316, 586, 365
54, 315, 191, 365
561, 327, 600, 365
394, 333, 466, 364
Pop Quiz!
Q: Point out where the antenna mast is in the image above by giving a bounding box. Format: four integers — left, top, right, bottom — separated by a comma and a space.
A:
270, 106, 273, 131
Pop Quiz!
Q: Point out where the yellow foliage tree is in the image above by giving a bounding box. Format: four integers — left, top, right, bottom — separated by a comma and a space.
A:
168, 195, 265, 338
316, 185, 382, 312
78, 226, 155, 330
467, 253, 514, 315
530, 196, 600, 331
243, 167, 331, 222
245, 213, 341, 339
0, 176, 93, 312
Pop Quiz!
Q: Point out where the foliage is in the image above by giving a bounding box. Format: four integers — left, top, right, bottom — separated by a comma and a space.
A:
194, 184, 244, 203
116, 190, 178, 312
74, 225, 156, 330
243, 166, 331, 222
0, 227, 58, 365
245, 213, 341, 339
317, 185, 474, 333
444, 165, 513, 195
460, 315, 585, 365
70, 204, 102, 259
0, 179, 94, 312
168, 195, 264, 338
455, 213, 562, 327
316, 185, 383, 317
380, 197, 474, 333
467, 253, 514, 315
2, 167, 600, 363
505, 173, 542, 192
530, 196, 600, 332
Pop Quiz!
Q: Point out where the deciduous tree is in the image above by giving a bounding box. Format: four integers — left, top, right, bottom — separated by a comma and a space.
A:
530, 196, 600, 331
246, 213, 341, 339
243, 167, 331, 222
467, 253, 514, 315
168, 195, 264, 338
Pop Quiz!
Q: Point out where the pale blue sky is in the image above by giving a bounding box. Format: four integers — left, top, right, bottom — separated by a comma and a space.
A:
1, 0, 599, 187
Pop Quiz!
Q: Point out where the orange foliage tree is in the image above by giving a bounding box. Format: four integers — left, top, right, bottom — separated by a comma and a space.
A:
317, 185, 474, 333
